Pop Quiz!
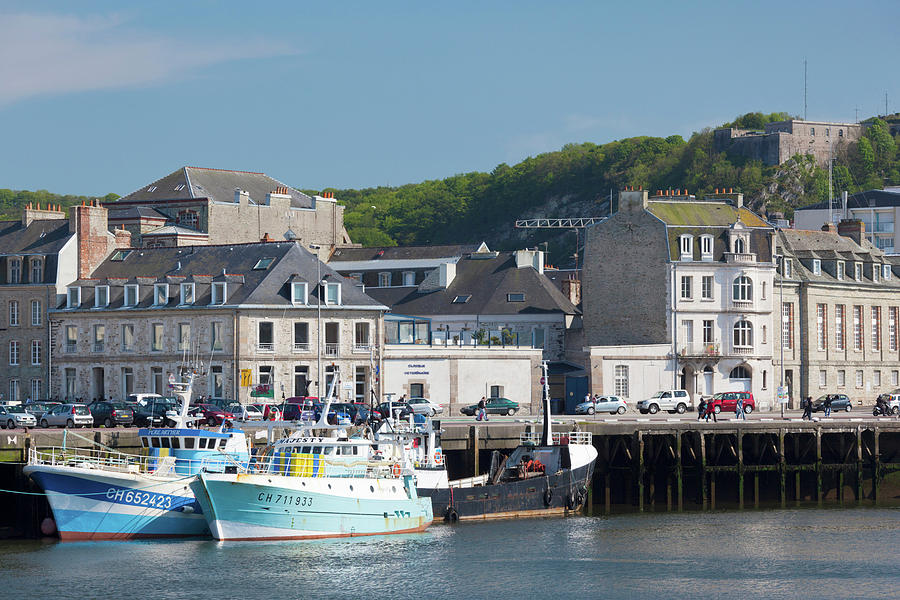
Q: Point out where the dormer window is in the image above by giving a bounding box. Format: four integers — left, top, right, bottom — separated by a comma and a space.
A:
733, 237, 745, 254
154, 284, 169, 306
378, 272, 391, 287
679, 235, 693, 260
402, 271, 415, 286
124, 284, 138, 307
253, 257, 274, 270
95, 285, 109, 307
783, 259, 793, 278
812, 259, 821, 275
854, 262, 862, 281
884, 264, 892, 280
180, 283, 195, 305
507, 293, 526, 302
8, 257, 21, 283
211, 282, 227, 305
67, 286, 81, 308
110, 250, 131, 262
324, 282, 341, 305
700, 235, 713, 261
836, 261, 845, 280
30, 258, 42, 283
291, 282, 308, 305
873, 266, 879, 283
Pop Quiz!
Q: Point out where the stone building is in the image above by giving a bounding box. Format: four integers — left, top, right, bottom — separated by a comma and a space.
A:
105, 166, 352, 250
0, 202, 129, 402
793, 187, 900, 253
713, 119, 862, 168
583, 189, 777, 408
775, 222, 900, 407
51, 241, 385, 404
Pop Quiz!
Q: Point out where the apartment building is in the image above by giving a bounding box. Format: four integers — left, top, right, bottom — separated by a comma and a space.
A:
794, 187, 900, 253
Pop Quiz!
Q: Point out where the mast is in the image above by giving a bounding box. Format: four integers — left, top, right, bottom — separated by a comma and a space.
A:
540, 361, 552, 446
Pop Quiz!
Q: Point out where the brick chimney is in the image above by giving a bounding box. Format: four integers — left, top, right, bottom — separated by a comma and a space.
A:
69, 201, 122, 278
837, 219, 865, 245
821, 222, 837, 234
561, 277, 581, 306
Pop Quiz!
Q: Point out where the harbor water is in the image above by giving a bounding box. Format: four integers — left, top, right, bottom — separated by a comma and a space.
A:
2, 508, 899, 599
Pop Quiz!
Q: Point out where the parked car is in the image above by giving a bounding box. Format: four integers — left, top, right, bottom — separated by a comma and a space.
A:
39, 404, 93, 428
812, 394, 853, 413
884, 394, 900, 415
89, 401, 134, 428
131, 399, 176, 427
376, 401, 412, 420
0, 405, 37, 429
189, 404, 235, 426
637, 390, 691, 414
226, 403, 263, 422
575, 396, 626, 415
24, 401, 59, 418
405, 397, 443, 416
330, 402, 371, 425
460, 397, 520, 417
708, 391, 756, 415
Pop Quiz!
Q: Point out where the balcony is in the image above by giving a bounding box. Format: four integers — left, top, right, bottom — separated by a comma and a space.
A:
731, 346, 754, 355
724, 252, 757, 264
257, 342, 274, 352
92, 342, 104, 353
65, 342, 77, 353
293, 342, 310, 353
679, 342, 720, 358
353, 343, 371, 353
324, 343, 339, 357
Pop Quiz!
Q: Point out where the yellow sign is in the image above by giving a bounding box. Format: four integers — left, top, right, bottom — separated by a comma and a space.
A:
240, 369, 252, 387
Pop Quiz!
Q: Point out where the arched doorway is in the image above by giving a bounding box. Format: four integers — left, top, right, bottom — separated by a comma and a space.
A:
703, 365, 714, 396
680, 365, 697, 399
729, 365, 752, 392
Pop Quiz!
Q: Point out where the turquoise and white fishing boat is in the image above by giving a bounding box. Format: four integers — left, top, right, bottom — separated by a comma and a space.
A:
190, 369, 433, 541
24, 374, 251, 540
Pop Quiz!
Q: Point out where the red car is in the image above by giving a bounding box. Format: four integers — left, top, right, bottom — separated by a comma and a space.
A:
709, 391, 755, 414
191, 403, 234, 426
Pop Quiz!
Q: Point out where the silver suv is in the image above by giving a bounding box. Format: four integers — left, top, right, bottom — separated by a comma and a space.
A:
637, 390, 691, 415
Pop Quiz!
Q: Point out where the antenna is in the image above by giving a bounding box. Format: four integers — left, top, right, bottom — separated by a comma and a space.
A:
803, 59, 808, 120
855, 106, 859, 124
886, 91, 889, 117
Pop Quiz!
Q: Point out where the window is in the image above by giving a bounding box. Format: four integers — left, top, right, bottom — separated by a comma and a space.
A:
700, 235, 713, 259
124, 284, 138, 307
819, 370, 827, 388
9, 341, 19, 366
211, 322, 223, 351
874, 370, 882, 387
854, 262, 862, 281
783, 259, 793, 278
836, 261, 845, 280
782, 303, 793, 349
95, 285, 109, 307
835, 305, 845, 350
291, 282, 308, 305
31, 300, 41, 326
354, 322, 370, 351
702, 320, 714, 344
122, 324, 134, 351
153, 284, 168, 306
147, 185, 157, 192
30, 379, 41, 402
8, 300, 18, 326
825, 128, 830, 136
614, 365, 629, 398
701, 276, 713, 300
9, 380, 19, 403
253, 257, 274, 270
211, 282, 226, 305
733, 237, 745, 254
402, 271, 415, 286
884, 265, 892, 280
893, 371, 899, 387
65, 325, 77, 353
507, 293, 525, 302
762, 325, 767, 344
533, 327, 545, 349
837, 370, 846, 387
680, 276, 692, 300
733, 320, 753, 348
324, 323, 339, 355
873, 266, 879, 283
761, 281, 767, 300
180, 283, 194, 305
64, 368, 76, 398
294, 322, 309, 352
872, 306, 882, 351
152, 324, 164, 351
210, 366, 224, 398
258, 322, 274, 351
378, 272, 391, 287
729, 366, 750, 379
810, 127, 815, 136
151, 367, 163, 394
325, 283, 341, 305
681, 320, 693, 344
93, 324, 105, 352
31, 340, 41, 365
812, 259, 821, 275
679, 235, 693, 260
259, 366, 274, 387
890, 307, 898, 352
110, 249, 131, 261
30, 258, 42, 283
67, 287, 82, 308
178, 323, 191, 351
853, 306, 863, 351
816, 304, 827, 350
8, 258, 21, 283
452, 295, 471, 304
856, 370, 864, 388
839, 129, 844, 137
732, 276, 752, 302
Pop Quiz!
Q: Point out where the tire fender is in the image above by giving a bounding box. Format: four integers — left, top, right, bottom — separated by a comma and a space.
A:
445, 507, 459, 523
544, 487, 553, 506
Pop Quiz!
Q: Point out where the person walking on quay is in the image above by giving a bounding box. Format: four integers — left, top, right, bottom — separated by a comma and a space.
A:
704, 400, 717, 423
735, 395, 746, 420
801, 396, 813, 420
476, 396, 488, 422
824, 395, 833, 417
697, 398, 707, 421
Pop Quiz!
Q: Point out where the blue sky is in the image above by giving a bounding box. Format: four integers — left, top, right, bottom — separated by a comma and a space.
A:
1, 1, 897, 196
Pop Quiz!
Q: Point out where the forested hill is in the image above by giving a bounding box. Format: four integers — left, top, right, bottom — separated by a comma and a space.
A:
3, 112, 898, 269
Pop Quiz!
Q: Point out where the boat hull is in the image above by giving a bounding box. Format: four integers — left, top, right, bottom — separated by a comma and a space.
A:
421, 456, 596, 522
23, 465, 207, 541
192, 472, 433, 541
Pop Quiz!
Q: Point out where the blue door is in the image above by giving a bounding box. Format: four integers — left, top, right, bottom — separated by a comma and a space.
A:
565, 376, 588, 414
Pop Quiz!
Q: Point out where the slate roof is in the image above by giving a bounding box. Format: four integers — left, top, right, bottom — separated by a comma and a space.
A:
797, 189, 900, 211
329, 243, 486, 262
142, 225, 208, 237
60, 241, 384, 311
776, 229, 899, 285
115, 167, 316, 209
0, 219, 72, 256
106, 206, 168, 221
362, 252, 579, 317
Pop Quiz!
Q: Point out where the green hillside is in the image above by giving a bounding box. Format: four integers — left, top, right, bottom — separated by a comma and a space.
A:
0, 189, 119, 221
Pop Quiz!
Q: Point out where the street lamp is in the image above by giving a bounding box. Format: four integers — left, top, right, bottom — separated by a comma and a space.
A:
309, 244, 323, 397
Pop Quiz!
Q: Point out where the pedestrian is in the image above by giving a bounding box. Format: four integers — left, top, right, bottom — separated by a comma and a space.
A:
802, 396, 813, 420
705, 401, 717, 423
476, 396, 487, 422
697, 398, 707, 421
824, 394, 833, 417
736, 395, 746, 420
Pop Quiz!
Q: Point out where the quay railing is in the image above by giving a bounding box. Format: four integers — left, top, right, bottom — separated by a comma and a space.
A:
519, 431, 592, 446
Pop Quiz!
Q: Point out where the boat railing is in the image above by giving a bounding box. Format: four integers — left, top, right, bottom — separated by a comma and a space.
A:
27, 446, 232, 476
518, 431, 593, 446
245, 454, 409, 479
449, 473, 489, 488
